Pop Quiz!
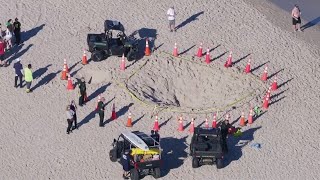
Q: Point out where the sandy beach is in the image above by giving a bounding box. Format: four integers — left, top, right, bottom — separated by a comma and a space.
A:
0, 0, 319, 179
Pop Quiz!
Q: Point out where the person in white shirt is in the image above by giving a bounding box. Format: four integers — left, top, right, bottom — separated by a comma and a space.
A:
167, 6, 176, 32
66, 105, 75, 134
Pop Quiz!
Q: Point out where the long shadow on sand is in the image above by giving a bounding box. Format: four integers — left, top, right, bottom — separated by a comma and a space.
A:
175, 11, 204, 30
87, 83, 112, 102
161, 136, 188, 177
31, 69, 61, 91
301, 16, 320, 30
22, 24, 45, 42
224, 126, 261, 167
117, 103, 134, 118
7, 44, 33, 64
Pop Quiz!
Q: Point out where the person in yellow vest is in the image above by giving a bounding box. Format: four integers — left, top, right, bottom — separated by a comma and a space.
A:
24, 64, 33, 93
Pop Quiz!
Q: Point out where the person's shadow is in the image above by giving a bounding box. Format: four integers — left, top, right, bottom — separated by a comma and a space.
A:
33, 64, 52, 80
87, 83, 112, 102
301, 16, 320, 30
117, 103, 134, 118
224, 126, 262, 167
7, 44, 33, 64
175, 11, 204, 30
160, 136, 188, 177
77, 110, 96, 128
22, 24, 45, 42
31, 69, 61, 91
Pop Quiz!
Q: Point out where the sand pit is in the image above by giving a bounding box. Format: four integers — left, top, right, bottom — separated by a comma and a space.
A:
127, 55, 266, 113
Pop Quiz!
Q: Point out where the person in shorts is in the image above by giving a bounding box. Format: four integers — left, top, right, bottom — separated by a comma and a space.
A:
291, 4, 302, 32
167, 6, 176, 32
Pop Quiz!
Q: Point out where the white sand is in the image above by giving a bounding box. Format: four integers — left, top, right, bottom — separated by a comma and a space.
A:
0, 0, 319, 179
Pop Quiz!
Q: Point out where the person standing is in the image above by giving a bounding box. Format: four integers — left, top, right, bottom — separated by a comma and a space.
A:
13, 18, 21, 45
97, 97, 106, 127
121, 150, 132, 179
220, 119, 232, 153
70, 100, 78, 130
24, 64, 33, 93
66, 105, 75, 134
0, 37, 8, 67
13, 58, 23, 88
167, 6, 176, 32
292, 4, 302, 32
77, 77, 87, 106
4, 19, 13, 49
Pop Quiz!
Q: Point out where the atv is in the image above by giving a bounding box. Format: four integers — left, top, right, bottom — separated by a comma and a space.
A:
87, 20, 139, 62
109, 131, 162, 180
189, 127, 224, 169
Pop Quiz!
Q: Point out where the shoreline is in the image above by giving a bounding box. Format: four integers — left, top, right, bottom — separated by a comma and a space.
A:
243, 0, 320, 58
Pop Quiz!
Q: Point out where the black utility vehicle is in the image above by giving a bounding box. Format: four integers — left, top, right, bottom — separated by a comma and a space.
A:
87, 20, 139, 61
189, 127, 224, 169
109, 131, 162, 180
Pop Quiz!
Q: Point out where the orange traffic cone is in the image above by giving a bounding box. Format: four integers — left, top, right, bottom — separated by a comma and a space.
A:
64, 59, 69, 73
173, 43, 178, 57
82, 49, 88, 65
153, 115, 160, 131
244, 58, 251, 73
212, 113, 217, 128
248, 107, 254, 125
196, 43, 203, 57
111, 103, 117, 120
126, 112, 133, 127
189, 118, 195, 133
261, 66, 268, 81
145, 38, 151, 56
263, 94, 270, 109
205, 48, 210, 64
271, 75, 278, 91
61, 65, 67, 80
239, 112, 245, 127
66, 75, 74, 90
120, 54, 126, 71
95, 94, 101, 110
204, 117, 209, 128
178, 115, 184, 131
224, 51, 233, 68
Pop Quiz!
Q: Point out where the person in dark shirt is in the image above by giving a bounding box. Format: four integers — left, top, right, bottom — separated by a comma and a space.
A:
121, 150, 132, 179
13, 18, 21, 45
220, 119, 232, 153
70, 100, 78, 129
13, 58, 23, 88
151, 130, 160, 142
97, 97, 105, 127
76, 77, 87, 106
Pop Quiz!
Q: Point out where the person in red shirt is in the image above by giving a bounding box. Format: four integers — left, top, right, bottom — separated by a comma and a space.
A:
0, 37, 8, 67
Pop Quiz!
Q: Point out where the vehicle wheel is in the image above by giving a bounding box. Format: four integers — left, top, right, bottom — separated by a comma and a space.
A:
192, 157, 199, 168
126, 50, 136, 61
130, 168, 140, 180
109, 149, 117, 162
91, 50, 106, 62
216, 158, 223, 169
152, 168, 161, 179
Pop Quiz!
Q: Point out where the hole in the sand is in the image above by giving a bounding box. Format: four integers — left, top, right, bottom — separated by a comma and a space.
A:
127, 57, 266, 111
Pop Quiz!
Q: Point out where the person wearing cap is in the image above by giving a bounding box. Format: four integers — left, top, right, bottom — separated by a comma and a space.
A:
76, 77, 87, 106
0, 37, 8, 66
13, 18, 21, 45
97, 97, 106, 127
13, 58, 24, 88
66, 105, 75, 134
292, 4, 302, 32
167, 6, 176, 32
220, 119, 232, 153
70, 100, 78, 130
24, 64, 33, 93
121, 150, 132, 179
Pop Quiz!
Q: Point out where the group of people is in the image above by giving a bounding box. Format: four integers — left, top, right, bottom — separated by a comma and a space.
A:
0, 18, 22, 66
13, 59, 34, 93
